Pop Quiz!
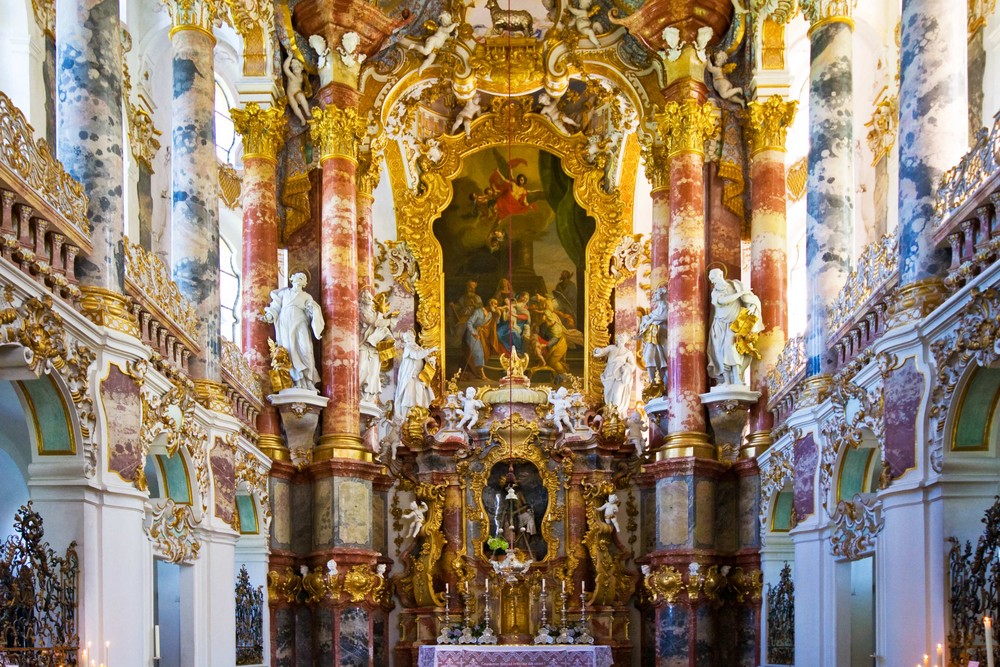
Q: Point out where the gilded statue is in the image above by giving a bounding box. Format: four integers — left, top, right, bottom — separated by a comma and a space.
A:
707, 268, 763, 386
260, 272, 324, 390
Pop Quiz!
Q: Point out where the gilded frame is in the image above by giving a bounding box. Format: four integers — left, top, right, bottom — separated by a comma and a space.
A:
385, 97, 634, 392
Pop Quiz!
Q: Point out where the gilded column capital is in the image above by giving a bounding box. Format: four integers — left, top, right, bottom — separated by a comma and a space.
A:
308, 105, 366, 163
231, 103, 287, 162
30, 0, 54, 39
801, 0, 855, 33
641, 141, 670, 191
656, 99, 719, 159
357, 150, 384, 196
746, 96, 798, 157
162, 0, 222, 41
129, 108, 163, 171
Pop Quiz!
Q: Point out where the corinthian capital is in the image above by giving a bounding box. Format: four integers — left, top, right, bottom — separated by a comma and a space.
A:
162, 0, 222, 38
800, 0, 855, 28
231, 103, 287, 161
308, 105, 366, 162
746, 96, 798, 157
656, 99, 719, 158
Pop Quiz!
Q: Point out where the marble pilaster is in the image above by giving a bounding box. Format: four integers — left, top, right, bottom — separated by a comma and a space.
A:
802, 0, 855, 377
55, 0, 125, 291
166, 0, 222, 381
232, 102, 287, 456
657, 98, 717, 459
309, 100, 367, 461
356, 151, 381, 296
745, 97, 797, 452
896, 0, 968, 301
645, 143, 671, 293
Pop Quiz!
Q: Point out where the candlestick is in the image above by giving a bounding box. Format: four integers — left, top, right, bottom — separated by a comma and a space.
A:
154, 625, 161, 660
986, 616, 995, 667
541, 579, 546, 593
923, 654, 929, 667
485, 578, 489, 594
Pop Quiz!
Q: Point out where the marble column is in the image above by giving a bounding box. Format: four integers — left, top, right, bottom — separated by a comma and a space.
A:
232, 102, 287, 458
55, 0, 125, 291
165, 0, 222, 382
645, 143, 671, 293
308, 100, 367, 461
745, 96, 797, 455
657, 98, 718, 459
356, 151, 381, 296
802, 1, 854, 377
896, 0, 968, 303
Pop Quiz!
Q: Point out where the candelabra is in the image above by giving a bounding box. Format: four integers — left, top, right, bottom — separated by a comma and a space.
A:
436, 589, 456, 644
534, 587, 554, 644
458, 588, 477, 644
555, 590, 573, 644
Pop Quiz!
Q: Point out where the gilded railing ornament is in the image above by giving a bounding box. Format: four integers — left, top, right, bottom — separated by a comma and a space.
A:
745, 96, 797, 157
231, 103, 287, 161
656, 99, 719, 158
308, 105, 367, 162
765, 335, 805, 402
124, 238, 200, 342
826, 229, 898, 337
221, 337, 264, 403
0, 91, 89, 246
934, 113, 1000, 228
144, 498, 202, 564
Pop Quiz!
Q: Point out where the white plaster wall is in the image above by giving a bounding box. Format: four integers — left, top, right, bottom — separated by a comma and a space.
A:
0, 0, 46, 136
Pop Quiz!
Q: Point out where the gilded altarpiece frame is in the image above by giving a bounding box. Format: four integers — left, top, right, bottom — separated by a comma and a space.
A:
386, 97, 635, 392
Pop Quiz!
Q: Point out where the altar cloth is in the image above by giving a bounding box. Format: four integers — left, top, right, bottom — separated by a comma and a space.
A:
417, 645, 613, 667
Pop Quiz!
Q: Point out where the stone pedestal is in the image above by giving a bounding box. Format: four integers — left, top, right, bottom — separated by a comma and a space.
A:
700, 385, 760, 462
269, 388, 328, 465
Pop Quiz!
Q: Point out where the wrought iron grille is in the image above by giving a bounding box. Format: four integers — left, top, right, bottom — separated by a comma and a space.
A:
766, 562, 794, 665
948, 496, 1000, 667
0, 502, 79, 666
235, 565, 264, 665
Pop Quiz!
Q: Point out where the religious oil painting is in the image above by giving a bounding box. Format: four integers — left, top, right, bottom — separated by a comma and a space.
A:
433, 146, 595, 389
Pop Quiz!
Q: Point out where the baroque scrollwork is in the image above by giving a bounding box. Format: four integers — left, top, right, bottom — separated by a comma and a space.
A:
235, 447, 271, 531
759, 445, 795, 545
829, 493, 883, 561
827, 229, 898, 337
581, 480, 634, 607
144, 498, 202, 564
934, 97, 1000, 228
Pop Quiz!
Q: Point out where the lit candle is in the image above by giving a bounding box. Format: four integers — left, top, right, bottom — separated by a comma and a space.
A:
986, 616, 995, 667
105, 640, 110, 666
581, 581, 586, 595
485, 578, 490, 594
541, 579, 546, 593
937, 643, 943, 656
561, 579, 565, 593
923, 654, 929, 667
445, 583, 450, 596
82, 649, 88, 662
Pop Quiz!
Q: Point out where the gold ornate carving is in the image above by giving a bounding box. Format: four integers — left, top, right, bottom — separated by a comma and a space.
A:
827, 229, 897, 337
396, 482, 447, 608
128, 108, 163, 172
969, 0, 998, 35
281, 171, 311, 241
308, 105, 366, 162
760, 18, 785, 70
231, 103, 287, 162
640, 141, 670, 191
219, 0, 273, 76
218, 162, 241, 209
786, 156, 807, 202
194, 379, 234, 414
609, 233, 645, 284
865, 90, 898, 166
221, 337, 264, 402
887, 277, 947, 326
0, 91, 90, 248
235, 447, 271, 530
641, 564, 684, 605
729, 567, 763, 602
267, 338, 294, 393
765, 335, 805, 403
581, 481, 634, 606
30, 0, 54, 38
123, 238, 200, 342
79, 286, 140, 338
934, 112, 1000, 229
144, 499, 201, 563
829, 495, 883, 561
162, 0, 222, 39
267, 567, 303, 603
801, 0, 855, 30
759, 445, 795, 543
746, 96, 797, 157
342, 564, 384, 603
387, 97, 632, 391
656, 99, 719, 158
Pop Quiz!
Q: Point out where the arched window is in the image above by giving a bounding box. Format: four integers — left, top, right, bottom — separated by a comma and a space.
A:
215, 81, 238, 165
220, 236, 241, 344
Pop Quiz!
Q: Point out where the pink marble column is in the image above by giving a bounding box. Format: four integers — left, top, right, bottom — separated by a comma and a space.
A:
659, 98, 717, 459
309, 100, 365, 460
356, 154, 380, 296
646, 144, 671, 292
746, 97, 796, 454
232, 103, 287, 458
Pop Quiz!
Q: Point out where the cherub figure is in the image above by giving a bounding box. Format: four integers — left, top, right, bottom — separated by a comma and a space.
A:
626, 409, 647, 457
596, 493, 620, 532
326, 559, 339, 576
283, 54, 311, 125
402, 500, 428, 539
308, 35, 333, 86
547, 386, 575, 433
456, 386, 485, 430
565, 0, 601, 47
451, 94, 483, 136
660, 27, 683, 61
538, 92, 578, 134
407, 11, 459, 74
338, 31, 367, 68
706, 50, 746, 107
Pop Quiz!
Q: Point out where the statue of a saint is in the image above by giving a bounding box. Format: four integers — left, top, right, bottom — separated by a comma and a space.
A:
707, 268, 764, 386
639, 287, 669, 387
260, 272, 324, 389
395, 330, 438, 420
593, 333, 636, 420
359, 289, 397, 403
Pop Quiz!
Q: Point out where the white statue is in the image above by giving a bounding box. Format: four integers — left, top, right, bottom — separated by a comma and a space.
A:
693, 26, 713, 62
283, 54, 311, 125
456, 386, 484, 430
359, 289, 396, 403
593, 334, 636, 420
402, 499, 428, 539
451, 94, 483, 136
705, 50, 746, 107
420, 137, 444, 164
547, 386, 575, 433
707, 268, 763, 386
326, 559, 338, 576
395, 330, 438, 420
639, 287, 669, 387
338, 31, 367, 68
375, 563, 387, 578
260, 272, 325, 389
660, 27, 683, 61
596, 493, 620, 532
538, 92, 578, 134
407, 11, 458, 74
565, 0, 601, 47
625, 409, 647, 457
308, 35, 333, 87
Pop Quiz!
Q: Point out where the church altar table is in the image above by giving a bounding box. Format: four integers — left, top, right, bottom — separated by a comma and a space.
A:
417, 645, 613, 667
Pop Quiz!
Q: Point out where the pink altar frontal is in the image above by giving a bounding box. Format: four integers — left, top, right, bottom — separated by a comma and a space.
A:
417, 645, 614, 667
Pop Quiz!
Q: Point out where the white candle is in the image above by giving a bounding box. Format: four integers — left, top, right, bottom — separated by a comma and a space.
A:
581, 581, 586, 595
154, 625, 161, 659
485, 579, 490, 594
561, 579, 565, 593
541, 579, 546, 593
464, 581, 469, 594
986, 616, 995, 667
445, 583, 450, 595
105, 641, 110, 666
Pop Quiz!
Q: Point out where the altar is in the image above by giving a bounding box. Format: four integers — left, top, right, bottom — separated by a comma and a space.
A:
417, 645, 614, 667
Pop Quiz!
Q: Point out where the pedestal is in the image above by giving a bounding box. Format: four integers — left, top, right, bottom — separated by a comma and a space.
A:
700, 386, 760, 462
269, 388, 328, 464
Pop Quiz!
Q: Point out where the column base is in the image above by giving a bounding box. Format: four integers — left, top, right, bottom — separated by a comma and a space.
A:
887, 277, 947, 326
194, 379, 234, 415
741, 429, 772, 459
257, 433, 290, 461
79, 285, 140, 338
655, 431, 714, 460
316, 432, 371, 462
